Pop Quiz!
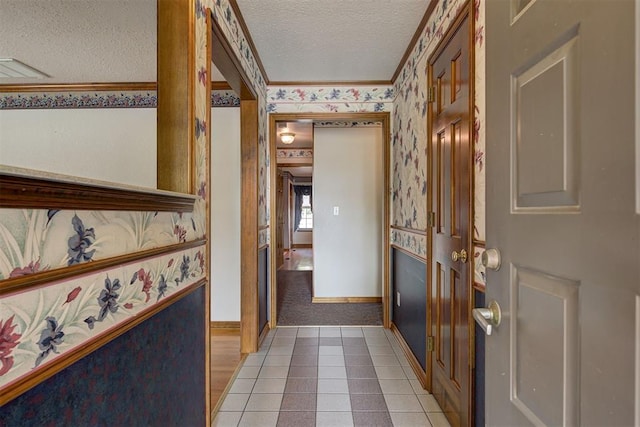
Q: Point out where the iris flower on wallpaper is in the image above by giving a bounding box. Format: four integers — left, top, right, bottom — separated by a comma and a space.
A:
84, 276, 121, 330
67, 214, 96, 266
35, 317, 65, 367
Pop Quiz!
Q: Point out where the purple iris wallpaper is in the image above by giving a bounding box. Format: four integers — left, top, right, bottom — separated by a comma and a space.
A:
0, 286, 206, 427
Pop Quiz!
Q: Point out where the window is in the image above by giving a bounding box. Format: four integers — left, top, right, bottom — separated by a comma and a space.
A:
298, 194, 313, 229
294, 185, 312, 231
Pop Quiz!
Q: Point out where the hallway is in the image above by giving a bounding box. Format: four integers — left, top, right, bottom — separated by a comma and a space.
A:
280, 248, 313, 271
213, 326, 447, 427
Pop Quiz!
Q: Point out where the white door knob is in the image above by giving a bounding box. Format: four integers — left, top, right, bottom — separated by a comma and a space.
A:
481, 248, 501, 271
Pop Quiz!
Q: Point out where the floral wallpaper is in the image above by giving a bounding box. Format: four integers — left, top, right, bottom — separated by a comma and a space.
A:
473, 244, 486, 289
0, 90, 240, 109
212, 89, 241, 107
0, 209, 202, 281
0, 245, 205, 389
1, 287, 206, 427
473, 0, 486, 244
314, 121, 383, 128
0, 0, 271, 409
390, 0, 486, 289
277, 149, 313, 159
267, 86, 393, 114
196, 0, 269, 228
391, 228, 427, 259
392, 0, 467, 233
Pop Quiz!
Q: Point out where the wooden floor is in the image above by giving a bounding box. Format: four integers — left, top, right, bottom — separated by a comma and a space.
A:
210, 248, 312, 410
280, 248, 313, 271
210, 330, 242, 411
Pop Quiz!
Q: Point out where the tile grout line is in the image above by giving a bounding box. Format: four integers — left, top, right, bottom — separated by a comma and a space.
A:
213, 326, 448, 427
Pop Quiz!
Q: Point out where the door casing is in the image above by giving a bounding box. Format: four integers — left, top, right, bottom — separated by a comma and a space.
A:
268, 112, 391, 329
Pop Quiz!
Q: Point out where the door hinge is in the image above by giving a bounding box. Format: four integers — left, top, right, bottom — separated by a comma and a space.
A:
427, 336, 434, 352
428, 86, 435, 103
427, 211, 436, 228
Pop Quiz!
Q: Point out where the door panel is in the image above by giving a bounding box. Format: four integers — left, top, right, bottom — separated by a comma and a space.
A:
485, 1, 639, 425
429, 5, 472, 427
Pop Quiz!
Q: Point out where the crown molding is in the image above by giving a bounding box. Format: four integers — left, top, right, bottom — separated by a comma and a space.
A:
211, 81, 233, 90
0, 82, 157, 93
268, 80, 392, 87
392, 0, 439, 84
228, 0, 270, 84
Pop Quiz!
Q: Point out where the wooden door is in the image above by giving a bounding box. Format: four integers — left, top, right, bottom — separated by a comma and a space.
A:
484, 0, 639, 425
428, 5, 472, 427
276, 169, 284, 268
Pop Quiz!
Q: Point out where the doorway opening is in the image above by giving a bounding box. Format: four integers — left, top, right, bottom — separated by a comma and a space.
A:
269, 113, 391, 328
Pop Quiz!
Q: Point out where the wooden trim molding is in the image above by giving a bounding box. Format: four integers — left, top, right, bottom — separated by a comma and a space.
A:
210, 321, 241, 329
269, 80, 392, 86
390, 323, 429, 388
228, 0, 269, 85
0, 82, 156, 93
392, 0, 439, 83
258, 323, 271, 349
210, 321, 241, 336
312, 297, 382, 304
276, 162, 314, 168
391, 244, 427, 263
240, 99, 259, 354
0, 279, 206, 406
268, 111, 392, 330
0, 240, 206, 295
0, 81, 234, 94
211, 81, 232, 90
390, 225, 428, 236
0, 172, 197, 212
157, 0, 195, 193
211, 15, 257, 101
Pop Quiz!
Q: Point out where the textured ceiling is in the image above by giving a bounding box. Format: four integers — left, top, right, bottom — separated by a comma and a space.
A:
0, 0, 430, 85
235, 0, 430, 82
0, 0, 157, 84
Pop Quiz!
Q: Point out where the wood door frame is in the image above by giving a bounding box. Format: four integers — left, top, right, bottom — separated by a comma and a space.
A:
268, 113, 391, 328
271, 162, 313, 264
207, 12, 260, 356
426, 1, 475, 424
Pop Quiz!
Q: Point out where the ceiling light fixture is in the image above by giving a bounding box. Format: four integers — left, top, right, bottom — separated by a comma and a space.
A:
280, 132, 295, 144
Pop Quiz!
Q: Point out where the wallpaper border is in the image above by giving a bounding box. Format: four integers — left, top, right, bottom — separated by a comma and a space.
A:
0, 90, 240, 110
390, 227, 427, 260
0, 245, 206, 403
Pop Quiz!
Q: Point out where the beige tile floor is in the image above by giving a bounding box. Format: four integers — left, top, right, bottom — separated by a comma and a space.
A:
212, 326, 449, 427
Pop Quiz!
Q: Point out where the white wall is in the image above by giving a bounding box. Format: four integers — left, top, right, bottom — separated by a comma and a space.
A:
210, 107, 241, 321
313, 127, 383, 298
293, 231, 313, 245
0, 109, 156, 188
